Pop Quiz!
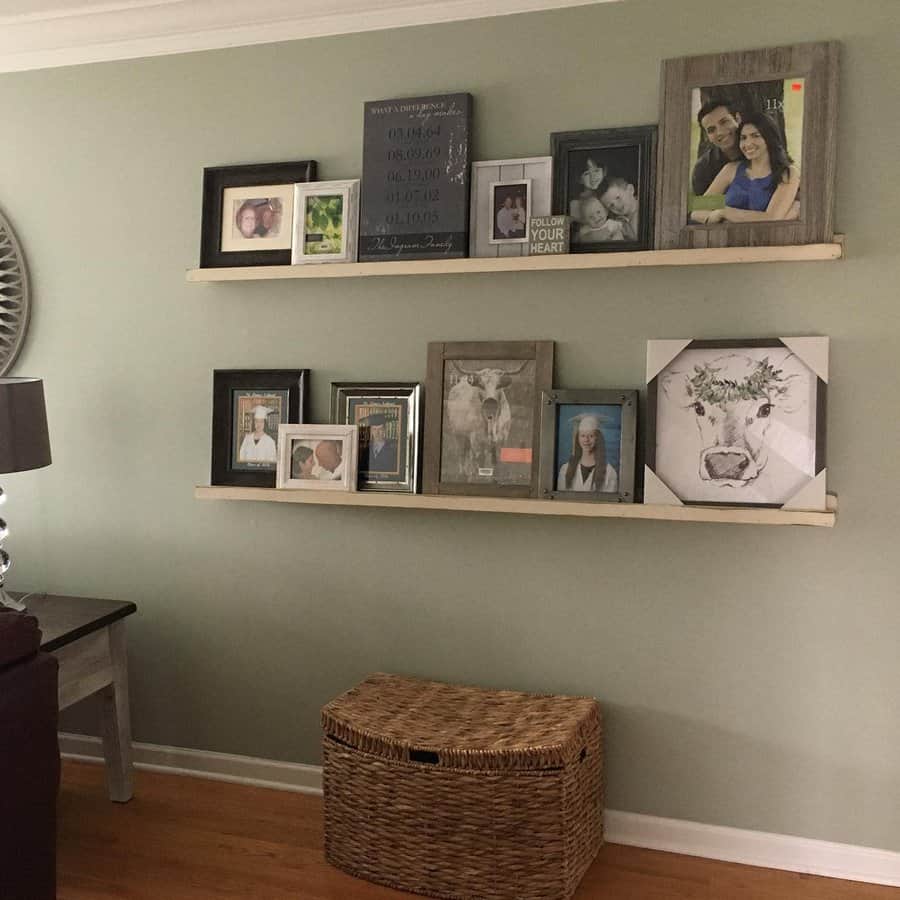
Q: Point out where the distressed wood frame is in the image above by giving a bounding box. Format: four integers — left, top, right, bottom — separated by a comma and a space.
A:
423, 341, 554, 498
655, 41, 840, 249
538, 389, 638, 504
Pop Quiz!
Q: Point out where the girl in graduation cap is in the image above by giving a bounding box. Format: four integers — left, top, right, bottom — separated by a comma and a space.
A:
557, 413, 618, 493
238, 405, 277, 463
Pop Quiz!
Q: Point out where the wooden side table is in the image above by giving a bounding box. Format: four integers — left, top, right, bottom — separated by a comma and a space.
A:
17, 593, 137, 803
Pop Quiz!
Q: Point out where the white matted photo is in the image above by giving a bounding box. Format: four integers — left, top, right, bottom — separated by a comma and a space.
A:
276, 424, 359, 491
292, 180, 359, 264
470, 157, 551, 258
220, 184, 295, 253
489, 179, 531, 244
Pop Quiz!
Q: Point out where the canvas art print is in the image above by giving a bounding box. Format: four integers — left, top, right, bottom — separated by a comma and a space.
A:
688, 79, 804, 226
231, 390, 287, 470
648, 339, 827, 508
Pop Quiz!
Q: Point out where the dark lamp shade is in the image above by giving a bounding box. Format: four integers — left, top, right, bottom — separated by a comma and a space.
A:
0, 378, 51, 475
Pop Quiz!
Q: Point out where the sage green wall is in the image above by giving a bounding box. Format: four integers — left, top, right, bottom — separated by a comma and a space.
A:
2, 0, 898, 853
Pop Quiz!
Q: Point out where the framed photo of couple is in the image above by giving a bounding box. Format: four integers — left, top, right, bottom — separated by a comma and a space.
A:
656, 41, 840, 249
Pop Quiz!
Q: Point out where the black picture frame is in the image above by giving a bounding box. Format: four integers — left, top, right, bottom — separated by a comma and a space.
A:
200, 160, 317, 268
646, 338, 827, 509
330, 382, 423, 493
551, 125, 657, 252
538, 389, 638, 503
211, 369, 309, 487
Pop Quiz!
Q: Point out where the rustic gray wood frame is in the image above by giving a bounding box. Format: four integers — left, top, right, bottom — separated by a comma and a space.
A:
423, 341, 554, 498
655, 41, 840, 249
538, 389, 637, 503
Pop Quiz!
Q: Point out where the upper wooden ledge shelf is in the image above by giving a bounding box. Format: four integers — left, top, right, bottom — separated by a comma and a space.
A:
194, 485, 836, 528
186, 240, 844, 282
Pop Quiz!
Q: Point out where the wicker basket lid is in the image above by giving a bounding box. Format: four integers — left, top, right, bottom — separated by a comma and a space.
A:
321, 672, 601, 771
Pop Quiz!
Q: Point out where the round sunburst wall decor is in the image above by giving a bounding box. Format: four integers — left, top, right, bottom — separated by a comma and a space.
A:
0, 208, 30, 376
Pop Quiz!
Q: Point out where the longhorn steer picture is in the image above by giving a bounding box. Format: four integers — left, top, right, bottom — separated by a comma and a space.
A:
654, 345, 819, 505
441, 359, 535, 484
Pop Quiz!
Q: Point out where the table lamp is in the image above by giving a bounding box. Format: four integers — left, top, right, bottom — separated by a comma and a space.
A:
0, 378, 51, 612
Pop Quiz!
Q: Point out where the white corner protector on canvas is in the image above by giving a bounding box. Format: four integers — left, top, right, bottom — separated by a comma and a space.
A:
644, 466, 684, 506
781, 336, 829, 383
646, 339, 693, 383
782, 470, 827, 511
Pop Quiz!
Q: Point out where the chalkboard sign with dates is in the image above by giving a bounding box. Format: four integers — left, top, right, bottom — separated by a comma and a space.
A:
359, 93, 472, 261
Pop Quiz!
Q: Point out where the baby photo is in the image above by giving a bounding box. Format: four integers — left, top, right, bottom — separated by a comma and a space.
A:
566, 147, 641, 246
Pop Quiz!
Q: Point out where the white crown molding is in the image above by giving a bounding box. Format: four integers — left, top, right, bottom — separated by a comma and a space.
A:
0, 0, 620, 74
61, 731, 900, 888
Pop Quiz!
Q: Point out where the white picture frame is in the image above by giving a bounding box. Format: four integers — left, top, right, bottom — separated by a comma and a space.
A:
276, 424, 359, 491
291, 180, 359, 265
646, 338, 828, 511
470, 157, 552, 258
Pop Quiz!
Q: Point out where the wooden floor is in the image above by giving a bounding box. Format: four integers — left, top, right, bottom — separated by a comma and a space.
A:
58, 761, 896, 900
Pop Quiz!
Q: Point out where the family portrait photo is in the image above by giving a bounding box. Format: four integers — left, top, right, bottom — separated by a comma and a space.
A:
289, 438, 346, 481
652, 342, 822, 506
490, 180, 530, 243
552, 126, 656, 252
231, 390, 287, 470
688, 78, 805, 226
554, 404, 622, 494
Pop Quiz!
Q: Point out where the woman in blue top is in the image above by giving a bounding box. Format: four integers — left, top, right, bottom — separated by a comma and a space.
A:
691, 112, 799, 224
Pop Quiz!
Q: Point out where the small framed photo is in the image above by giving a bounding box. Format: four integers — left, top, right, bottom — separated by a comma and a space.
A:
552, 126, 657, 252
331, 382, 422, 493
646, 338, 828, 510
470, 158, 552, 258
292, 180, 360, 264
211, 370, 309, 487
656, 41, 840, 248
276, 424, 358, 491
539, 390, 637, 503
489, 180, 531, 245
423, 341, 554, 498
200, 160, 317, 268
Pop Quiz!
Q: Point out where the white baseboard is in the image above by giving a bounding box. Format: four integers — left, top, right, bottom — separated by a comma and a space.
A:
60, 733, 900, 888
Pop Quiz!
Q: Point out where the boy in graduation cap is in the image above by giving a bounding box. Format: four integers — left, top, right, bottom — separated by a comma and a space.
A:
362, 411, 398, 475
238, 405, 277, 464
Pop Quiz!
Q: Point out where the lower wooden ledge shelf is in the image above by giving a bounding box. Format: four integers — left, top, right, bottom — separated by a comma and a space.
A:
194, 486, 837, 527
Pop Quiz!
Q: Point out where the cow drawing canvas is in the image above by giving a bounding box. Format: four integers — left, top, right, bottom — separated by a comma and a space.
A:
440, 359, 537, 486
651, 342, 825, 506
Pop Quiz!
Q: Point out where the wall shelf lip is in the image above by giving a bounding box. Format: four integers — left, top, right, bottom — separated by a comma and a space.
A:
186, 240, 844, 282
194, 485, 837, 527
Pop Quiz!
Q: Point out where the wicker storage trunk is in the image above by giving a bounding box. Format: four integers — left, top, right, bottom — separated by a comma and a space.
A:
321, 673, 603, 900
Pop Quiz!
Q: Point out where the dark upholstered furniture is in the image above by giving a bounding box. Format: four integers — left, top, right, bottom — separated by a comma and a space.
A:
0, 610, 60, 900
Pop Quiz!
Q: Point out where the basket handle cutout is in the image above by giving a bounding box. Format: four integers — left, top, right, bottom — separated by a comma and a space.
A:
409, 748, 440, 765
580, 747, 587, 762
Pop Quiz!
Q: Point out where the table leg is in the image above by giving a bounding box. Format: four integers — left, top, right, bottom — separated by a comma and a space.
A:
99, 620, 134, 802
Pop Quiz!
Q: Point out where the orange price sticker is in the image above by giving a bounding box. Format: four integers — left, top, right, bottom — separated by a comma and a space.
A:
500, 448, 532, 464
